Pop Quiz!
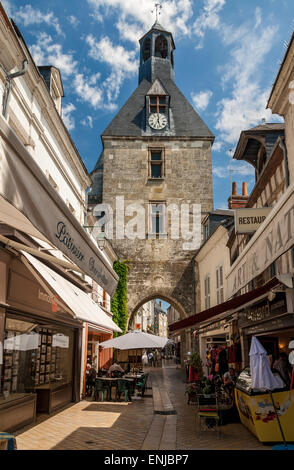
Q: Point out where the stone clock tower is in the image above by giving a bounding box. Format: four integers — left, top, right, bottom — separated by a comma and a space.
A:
89, 21, 214, 327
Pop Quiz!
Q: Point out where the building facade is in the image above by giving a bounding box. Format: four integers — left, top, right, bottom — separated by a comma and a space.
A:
89, 21, 214, 353
0, 6, 120, 432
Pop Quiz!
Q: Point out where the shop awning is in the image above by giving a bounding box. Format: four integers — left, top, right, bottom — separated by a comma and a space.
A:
0, 114, 118, 296
21, 251, 122, 334
169, 277, 281, 333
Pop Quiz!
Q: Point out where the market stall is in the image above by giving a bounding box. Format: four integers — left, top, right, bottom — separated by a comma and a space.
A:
235, 337, 294, 443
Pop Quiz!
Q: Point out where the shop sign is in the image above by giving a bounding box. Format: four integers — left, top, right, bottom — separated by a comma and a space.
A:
52, 333, 69, 348
239, 294, 287, 328
244, 314, 294, 335
200, 320, 226, 334
227, 184, 294, 298
235, 208, 272, 234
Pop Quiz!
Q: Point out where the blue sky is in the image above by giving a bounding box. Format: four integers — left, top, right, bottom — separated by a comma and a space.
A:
2, 0, 292, 210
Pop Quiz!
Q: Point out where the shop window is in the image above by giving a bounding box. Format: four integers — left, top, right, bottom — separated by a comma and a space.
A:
149, 148, 165, 179
216, 265, 224, 304
204, 275, 210, 309
0, 314, 74, 405
155, 35, 168, 59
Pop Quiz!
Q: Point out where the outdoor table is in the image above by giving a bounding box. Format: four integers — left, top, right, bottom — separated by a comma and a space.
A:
95, 377, 118, 401
0, 432, 17, 450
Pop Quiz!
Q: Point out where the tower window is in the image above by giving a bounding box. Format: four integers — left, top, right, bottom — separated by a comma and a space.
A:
149, 96, 167, 114
149, 202, 166, 236
148, 149, 165, 179
155, 35, 168, 59
142, 38, 151, 62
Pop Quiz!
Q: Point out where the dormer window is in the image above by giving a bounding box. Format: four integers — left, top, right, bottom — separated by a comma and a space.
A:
155, 35, 168, 59
149, 96, 167, 114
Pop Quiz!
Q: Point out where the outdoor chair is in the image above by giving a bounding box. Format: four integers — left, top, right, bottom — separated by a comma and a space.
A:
116, 379, 130, 402
94, 378, 109, 402
196, 394, 221, 438
136, 373, 148, 397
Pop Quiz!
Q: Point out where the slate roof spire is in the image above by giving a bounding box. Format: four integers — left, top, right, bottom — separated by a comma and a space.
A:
138, 19, 175, 84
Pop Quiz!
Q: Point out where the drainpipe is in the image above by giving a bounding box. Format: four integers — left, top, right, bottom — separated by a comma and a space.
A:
279, 137, 294, 309
279, 137, 290, 189
1, 59, 28, 119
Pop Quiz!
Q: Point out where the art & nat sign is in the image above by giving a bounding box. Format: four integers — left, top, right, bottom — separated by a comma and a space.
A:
227, 184, 294, 298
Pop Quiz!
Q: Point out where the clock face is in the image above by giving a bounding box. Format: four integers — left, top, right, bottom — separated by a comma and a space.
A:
148, 113, 168, 130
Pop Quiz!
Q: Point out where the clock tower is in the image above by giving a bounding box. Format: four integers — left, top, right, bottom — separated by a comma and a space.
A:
89, 20, 214, 334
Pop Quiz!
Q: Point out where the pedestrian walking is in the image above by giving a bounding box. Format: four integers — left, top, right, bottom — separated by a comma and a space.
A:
148, 351, 154, 367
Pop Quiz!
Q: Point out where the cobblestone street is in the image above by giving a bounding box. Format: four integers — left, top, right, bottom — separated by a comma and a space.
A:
15, 363, 270, 451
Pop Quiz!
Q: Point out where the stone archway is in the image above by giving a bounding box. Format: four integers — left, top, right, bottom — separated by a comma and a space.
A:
127, 290, 187, 330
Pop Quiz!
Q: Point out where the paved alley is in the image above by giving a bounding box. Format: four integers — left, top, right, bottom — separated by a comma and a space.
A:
15, 363, 270, 451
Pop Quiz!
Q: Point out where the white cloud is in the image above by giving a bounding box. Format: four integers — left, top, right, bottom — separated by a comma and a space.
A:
86, 35, 138, 74
85, 35, 138, 110
67, 15, 80, 28
215, 15, 279, 145
191, 90, 213, 111
13, 5, 64, 36
193, 0, 226, 48
62, 103, 76, 131
74, 72, 104, 109
213, 161, 255, 179
81, 116, 94, 128
212, 141, 224, 152
30, 33, 77, 78
87, 0, 194, 40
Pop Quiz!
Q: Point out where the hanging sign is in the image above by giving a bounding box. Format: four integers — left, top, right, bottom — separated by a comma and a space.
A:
235, 208, 272, 234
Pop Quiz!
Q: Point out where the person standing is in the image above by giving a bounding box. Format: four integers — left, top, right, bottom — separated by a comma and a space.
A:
273, 352, 292, 387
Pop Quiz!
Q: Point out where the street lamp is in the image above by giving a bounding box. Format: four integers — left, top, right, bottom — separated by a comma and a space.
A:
96, 232, 106, 251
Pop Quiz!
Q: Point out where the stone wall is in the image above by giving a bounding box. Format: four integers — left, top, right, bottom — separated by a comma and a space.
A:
101, 137, 213, 321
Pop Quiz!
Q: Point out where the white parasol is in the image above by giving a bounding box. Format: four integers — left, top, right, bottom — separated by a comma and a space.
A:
99, 331, 169, 350
249, 336, 284, 390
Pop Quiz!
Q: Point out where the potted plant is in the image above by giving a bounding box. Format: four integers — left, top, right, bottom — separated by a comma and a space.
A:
190, 353, 204, 381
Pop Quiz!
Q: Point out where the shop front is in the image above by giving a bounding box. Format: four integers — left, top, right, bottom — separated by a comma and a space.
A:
238, 291, 294, 366
0, 246, 121, 432
0, 247, 82, 432
197, 320, 228, 376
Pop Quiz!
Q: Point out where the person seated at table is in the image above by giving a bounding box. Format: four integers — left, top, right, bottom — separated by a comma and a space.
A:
86, 363, 97, 397
107, 362, 125, 377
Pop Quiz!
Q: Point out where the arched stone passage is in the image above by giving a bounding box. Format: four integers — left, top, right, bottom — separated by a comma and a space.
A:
127, 291, 188, 330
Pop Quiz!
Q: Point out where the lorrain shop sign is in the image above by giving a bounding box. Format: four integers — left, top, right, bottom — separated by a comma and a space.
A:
227, 183, 294, 298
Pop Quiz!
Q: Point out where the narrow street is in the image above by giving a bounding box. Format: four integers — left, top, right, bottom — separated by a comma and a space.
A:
14, 363, 269, 451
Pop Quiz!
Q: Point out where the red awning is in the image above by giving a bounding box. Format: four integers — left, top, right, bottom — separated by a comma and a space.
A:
169, 277, 281, 333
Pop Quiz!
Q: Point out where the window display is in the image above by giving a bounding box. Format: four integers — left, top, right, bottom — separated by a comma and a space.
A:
0, 314, 74, 404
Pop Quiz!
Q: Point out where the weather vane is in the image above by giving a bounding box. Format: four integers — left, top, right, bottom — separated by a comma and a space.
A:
151, 2, 162, 23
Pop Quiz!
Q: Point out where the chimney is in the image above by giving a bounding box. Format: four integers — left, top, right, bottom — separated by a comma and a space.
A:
228, 182, 249, 209
242, 182, 248, 197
